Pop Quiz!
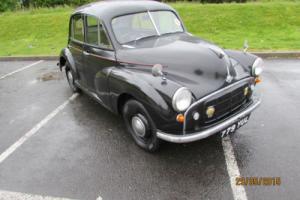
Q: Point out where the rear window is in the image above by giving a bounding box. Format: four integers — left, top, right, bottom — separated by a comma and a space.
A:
72, 15, 84, 42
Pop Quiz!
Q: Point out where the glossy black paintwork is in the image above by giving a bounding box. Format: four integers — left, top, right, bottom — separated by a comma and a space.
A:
116, 33, 251, 99
59, 1, 258, 134
83, 45, 116, 107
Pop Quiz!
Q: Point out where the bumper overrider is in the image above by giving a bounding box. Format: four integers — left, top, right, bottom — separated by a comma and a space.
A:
157, 97, 261, 143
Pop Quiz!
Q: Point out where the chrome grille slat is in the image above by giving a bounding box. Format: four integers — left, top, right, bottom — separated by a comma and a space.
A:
203, 84, 248, 124
183, 77, 254, 133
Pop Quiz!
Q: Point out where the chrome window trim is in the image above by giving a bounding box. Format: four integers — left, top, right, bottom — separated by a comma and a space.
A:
183, 77, 253, 132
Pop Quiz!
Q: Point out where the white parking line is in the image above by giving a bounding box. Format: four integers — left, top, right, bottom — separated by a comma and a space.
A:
0, 60, 44, 80
0, 190, 103, 200
0, 93, 78, 164
0, 190, 79, 200
222, 136, 247, 200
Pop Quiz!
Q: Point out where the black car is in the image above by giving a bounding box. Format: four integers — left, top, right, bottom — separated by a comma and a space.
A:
59, 0, 262, 152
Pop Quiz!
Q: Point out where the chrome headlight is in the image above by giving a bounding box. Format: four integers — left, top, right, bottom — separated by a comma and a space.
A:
172, 87, 193, 112
252, 57, 264, 76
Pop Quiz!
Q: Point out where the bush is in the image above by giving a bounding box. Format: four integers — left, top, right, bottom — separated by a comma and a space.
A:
0, 0, 20, 12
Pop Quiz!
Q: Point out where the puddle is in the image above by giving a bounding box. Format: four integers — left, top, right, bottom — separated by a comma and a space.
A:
37, 71, 63, 81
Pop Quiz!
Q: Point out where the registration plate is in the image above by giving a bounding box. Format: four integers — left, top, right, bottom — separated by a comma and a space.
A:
220, 115, 249, 137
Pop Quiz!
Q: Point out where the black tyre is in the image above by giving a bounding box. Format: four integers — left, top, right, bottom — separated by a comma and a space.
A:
122, 99, 160, 152
65, 67, 80, 93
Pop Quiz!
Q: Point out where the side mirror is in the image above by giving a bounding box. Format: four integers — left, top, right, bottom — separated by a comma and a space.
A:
152, 64, 164, 77
152, 64, 167, 82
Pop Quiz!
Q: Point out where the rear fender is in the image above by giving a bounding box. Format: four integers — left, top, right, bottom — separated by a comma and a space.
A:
59, 48, 78, 78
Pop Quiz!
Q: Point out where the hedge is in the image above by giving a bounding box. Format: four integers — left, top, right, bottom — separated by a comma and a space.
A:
0, 0, 20, 12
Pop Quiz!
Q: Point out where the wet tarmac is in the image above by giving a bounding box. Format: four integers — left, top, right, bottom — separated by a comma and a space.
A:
0, 59, 299, 200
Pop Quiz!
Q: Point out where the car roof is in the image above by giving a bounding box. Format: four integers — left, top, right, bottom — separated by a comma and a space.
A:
74, 0, 175, 21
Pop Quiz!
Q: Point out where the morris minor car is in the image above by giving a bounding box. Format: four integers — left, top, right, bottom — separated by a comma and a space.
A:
59, 0, 262, 152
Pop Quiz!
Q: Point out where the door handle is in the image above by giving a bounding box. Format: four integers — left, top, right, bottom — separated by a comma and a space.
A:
83, 51, 90, 56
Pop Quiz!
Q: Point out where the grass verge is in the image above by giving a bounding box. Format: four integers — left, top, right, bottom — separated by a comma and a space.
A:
0, 2, 299, 56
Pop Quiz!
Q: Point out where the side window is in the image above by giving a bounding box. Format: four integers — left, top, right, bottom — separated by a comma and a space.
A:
86, 15, 112, 49
99, 23, 112, 49
72, 15, 84, 42
86, 16, 98, 45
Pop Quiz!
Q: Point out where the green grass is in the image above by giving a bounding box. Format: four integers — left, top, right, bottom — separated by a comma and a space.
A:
0, 7, 73, 56
0, 2, 300, 56
172, 2, 300, 51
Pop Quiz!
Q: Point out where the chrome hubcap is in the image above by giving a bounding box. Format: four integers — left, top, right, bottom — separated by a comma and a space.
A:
67, 71, 75, 89
131, 115, 146, 137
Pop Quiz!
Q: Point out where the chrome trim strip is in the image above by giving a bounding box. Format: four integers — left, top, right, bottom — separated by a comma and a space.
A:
157, 98, 261, 143
183, 77, 253, 132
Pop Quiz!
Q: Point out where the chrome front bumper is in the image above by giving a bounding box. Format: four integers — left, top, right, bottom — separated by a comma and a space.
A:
156, 98, 261, 143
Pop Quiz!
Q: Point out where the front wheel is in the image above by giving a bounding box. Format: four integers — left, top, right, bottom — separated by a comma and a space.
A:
122, 99, 160, 152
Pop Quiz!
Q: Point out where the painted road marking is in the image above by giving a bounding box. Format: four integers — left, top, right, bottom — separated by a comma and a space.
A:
0, 60, 44, 80
0, 190, 79, 200
0, 93, 79, 164
0, 190, 103, 200
222, 136, 247, 200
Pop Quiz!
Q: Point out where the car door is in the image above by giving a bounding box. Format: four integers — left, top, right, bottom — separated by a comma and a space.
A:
69, 14, 88, 88
83, 15, 116, 106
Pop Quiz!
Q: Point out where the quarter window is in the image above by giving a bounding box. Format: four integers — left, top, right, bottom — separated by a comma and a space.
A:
86, 15, 112, 49
72, 15, 84, 42
86, 16, 98, 45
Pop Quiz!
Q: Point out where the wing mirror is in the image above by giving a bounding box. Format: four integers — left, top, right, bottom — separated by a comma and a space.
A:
152, 64, 167, 81
152, 64, 164, 77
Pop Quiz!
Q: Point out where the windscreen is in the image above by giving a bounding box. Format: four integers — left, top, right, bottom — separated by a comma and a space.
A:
112, 11, 184, 44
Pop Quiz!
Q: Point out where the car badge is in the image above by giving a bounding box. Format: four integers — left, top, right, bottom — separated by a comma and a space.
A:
225, 75, 233, 83
244, 87, 249, 96
206, 106, 215, 118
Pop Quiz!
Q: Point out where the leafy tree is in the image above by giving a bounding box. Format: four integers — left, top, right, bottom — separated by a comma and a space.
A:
0, 0, 19, 12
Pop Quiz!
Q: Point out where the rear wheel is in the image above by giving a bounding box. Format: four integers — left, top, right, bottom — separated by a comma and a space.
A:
122, 99, 160, 152
66, 67, 80, 93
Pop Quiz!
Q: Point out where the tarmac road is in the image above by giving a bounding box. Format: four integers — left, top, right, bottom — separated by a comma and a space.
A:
0, 59, 299, 200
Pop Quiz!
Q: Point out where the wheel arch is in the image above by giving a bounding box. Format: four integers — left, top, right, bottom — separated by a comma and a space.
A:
59, 48, 78, 78
117, 93, 135, 115
108, 68, 179, 133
